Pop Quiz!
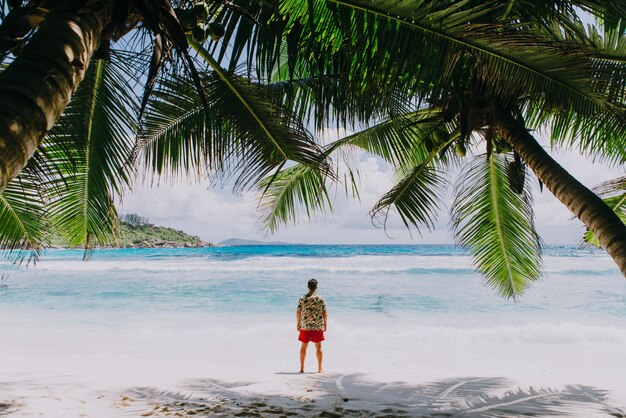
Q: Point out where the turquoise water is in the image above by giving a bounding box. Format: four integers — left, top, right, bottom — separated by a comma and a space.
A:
0, 245, 624, 322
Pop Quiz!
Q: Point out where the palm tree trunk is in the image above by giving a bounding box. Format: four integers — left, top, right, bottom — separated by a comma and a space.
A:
0, 5, 109, 192
497, 113, 626, 277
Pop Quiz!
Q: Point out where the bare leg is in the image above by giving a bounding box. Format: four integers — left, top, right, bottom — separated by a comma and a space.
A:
299, 342, 308, 373
315, 342, 323, 373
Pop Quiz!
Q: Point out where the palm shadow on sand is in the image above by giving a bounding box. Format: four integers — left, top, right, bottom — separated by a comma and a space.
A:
121, 374, 626, 417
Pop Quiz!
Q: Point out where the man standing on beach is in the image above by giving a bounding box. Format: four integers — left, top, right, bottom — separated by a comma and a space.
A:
296, 279, 327, 373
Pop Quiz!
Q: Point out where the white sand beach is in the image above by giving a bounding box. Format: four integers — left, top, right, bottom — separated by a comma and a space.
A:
2, 312, 626, 417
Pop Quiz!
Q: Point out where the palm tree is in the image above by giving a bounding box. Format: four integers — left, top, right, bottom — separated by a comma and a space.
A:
253, 0, 626, 296
0, 0, 326, 192
1, 0, 625, 298
0, 56, 139, 261
0, 0, 327, 259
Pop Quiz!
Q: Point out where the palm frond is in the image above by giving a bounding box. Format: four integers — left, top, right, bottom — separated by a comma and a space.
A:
537, 106, 626, 164
135, 73, 209, 182
193, 41, 327, 184
324, 106, 456, 169
266, 73, 415, 131
593, 175, 626, 196
451, 154, 542, 299
44, 59, 137, 253
571, 0, 626, 33
281, 0, 603, 100
583, 177, 626, 247
360, 114, 456, 234
278, 0, 626, 163
0, 168, 48, 263
587, 24, 626, 65
203, 0, 283, 77
329, 109, 438, 167
371, 165, 446, 236
583, 193, 626, 247
256, 107, 455, 234
257, 164, 331, 234
521, 21, 626, 163
138, 44, 326, 189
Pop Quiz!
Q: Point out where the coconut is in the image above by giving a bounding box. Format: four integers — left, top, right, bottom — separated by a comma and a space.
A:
176, 9, 197, 29
191, 23, 208, 43
432, 128, 448, 145
207, 21, 225, 41
192, 2, 210, 21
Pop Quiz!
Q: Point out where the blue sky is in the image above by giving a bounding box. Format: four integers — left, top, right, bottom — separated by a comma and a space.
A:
119, 128, 625, 245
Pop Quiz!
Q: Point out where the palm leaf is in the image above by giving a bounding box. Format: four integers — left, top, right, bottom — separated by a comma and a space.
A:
137, 44, 326, 189
279, 0, 626, 161
329, 108, 440, 168
193, 41, 327, 185
134, 73, 209, 182
0, 168, 48, 263
583, 193, 626, 247
583, 177, 626, 247
256, 107, 449, 233
522, 21, 626, 163
366, 121, 457, 234
371, 164, 446, 236
257, 164, 331, 234
203, 0, 283, 77
44, 59, 137, 253
593, 175, 626, 196
280, 0, 600, 101
451, 154, 542, 299
266, 72, 417, 131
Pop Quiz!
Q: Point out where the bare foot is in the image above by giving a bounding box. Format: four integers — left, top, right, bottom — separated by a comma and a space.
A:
317, 369, 323, 373
299, 369, 304, 373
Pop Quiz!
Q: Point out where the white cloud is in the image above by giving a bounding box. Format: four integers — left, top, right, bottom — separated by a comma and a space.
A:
119, 182, 258, 242
119, 135, 624, 245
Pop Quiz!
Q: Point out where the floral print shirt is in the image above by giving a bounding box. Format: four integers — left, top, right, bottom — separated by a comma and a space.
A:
297, 293, 326, 330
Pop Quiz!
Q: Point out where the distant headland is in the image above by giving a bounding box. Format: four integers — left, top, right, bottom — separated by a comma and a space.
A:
49, 214, 214, 249
117, 214, 213, 248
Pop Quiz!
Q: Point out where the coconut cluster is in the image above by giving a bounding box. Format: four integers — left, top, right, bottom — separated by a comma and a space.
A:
175, 2, 225, 43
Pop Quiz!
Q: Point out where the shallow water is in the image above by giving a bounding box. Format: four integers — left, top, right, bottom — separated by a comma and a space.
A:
0, 245, 623, 322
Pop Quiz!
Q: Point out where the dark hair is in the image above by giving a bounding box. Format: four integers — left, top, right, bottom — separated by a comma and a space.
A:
307, 279, 318, 290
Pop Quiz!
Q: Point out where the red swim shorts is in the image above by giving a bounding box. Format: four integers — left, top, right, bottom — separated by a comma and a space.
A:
298, 330, 325, 343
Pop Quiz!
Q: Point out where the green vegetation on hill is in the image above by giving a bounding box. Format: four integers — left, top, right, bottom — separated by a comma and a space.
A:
116, 214, 211, 248
49, 214, 212, 248
119, 223, 210, 248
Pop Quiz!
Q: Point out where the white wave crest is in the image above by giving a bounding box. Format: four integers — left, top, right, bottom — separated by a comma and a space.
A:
19, 255, 475, 273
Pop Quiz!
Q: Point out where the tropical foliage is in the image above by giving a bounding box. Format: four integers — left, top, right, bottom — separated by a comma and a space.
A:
254, 0, 626, 296
452, 154, 542, 298
0, 0, 326, 260
584, 176, 626, 247
0, 58, 136, 261
0, 0, 624, 298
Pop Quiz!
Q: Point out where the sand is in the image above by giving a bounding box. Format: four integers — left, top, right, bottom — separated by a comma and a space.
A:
2, 314, 626, 417
3, 368, 625, 417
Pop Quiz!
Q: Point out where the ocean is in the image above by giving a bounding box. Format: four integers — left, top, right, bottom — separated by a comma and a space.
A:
1, 245, 626, 416
1, 244, 624, 320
